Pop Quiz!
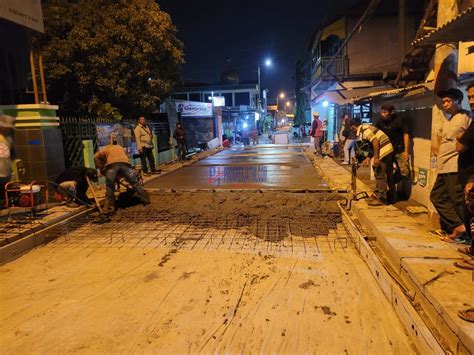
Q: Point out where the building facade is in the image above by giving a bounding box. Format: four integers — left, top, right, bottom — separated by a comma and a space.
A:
307, 0, 421, 141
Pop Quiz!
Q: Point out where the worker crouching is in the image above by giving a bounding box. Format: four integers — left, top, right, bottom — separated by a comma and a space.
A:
94, 135, 150, 213
55, 167, 98, 207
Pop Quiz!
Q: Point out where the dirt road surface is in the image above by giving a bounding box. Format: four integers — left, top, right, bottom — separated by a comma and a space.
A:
0, 192, 416, 353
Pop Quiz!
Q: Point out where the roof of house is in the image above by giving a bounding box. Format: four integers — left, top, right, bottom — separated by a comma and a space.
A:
411, 6, 474, 46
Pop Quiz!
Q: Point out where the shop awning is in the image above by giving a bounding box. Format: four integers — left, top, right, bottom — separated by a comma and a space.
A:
412, 6, 474, 46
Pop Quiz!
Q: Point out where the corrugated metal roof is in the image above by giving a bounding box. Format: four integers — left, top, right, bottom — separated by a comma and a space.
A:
354, 82, 434, 101
412, 6, 474, 46
315, 85, 391, 105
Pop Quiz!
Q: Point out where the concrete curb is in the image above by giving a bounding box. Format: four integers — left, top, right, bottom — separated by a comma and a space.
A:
339, 203, 444, 354
314, 156, 474, 354
0, 207, 90, 265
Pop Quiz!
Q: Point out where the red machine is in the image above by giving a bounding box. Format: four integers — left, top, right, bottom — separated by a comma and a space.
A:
4, 181, 49, 208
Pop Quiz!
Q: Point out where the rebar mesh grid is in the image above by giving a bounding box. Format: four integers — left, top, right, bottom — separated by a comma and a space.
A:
43, 207, 347, 256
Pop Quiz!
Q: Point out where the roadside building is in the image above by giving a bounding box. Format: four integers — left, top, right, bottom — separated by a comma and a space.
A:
172, 68, 260, 145
353, 3, 474, 209
306, 0, 424, 142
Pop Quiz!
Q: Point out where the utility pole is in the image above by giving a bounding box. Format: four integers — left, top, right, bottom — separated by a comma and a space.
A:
398, 0, 406, 65
257, 66, 261, 113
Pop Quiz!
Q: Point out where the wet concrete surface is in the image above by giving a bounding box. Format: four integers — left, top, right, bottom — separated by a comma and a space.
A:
146, 145, 328, 190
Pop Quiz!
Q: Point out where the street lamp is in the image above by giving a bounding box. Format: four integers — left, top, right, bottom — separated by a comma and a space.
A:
276, 92, 285, 110
258, 58, 272, 112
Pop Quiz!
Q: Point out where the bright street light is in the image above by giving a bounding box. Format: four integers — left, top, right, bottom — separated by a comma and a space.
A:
258, 58, 272, 115
323, 100, 329, 108
276, 92, 285, 110
286, 101, 291, 107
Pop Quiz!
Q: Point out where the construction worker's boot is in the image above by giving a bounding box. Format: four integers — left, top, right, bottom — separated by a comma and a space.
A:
137, 191, 151, 205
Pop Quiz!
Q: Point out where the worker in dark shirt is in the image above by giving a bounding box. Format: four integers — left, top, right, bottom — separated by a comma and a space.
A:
375, 104, 411, 178
56, 167, 98, 206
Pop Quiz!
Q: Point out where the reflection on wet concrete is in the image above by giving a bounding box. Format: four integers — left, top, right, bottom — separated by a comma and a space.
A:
146, 145, 327, 190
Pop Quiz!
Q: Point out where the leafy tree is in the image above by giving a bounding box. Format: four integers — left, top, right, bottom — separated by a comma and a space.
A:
34, 0, 184, 118
294, 59, 310, 129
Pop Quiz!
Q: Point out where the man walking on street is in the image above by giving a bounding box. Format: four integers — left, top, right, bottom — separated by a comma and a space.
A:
430, 88, 471, 241
134, 116, 157, 175
94, 135, 150, 213
310, 112, 323, 156
350, 119, 394, 205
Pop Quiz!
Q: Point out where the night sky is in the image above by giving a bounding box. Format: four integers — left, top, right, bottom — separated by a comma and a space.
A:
159, 0, 359, 103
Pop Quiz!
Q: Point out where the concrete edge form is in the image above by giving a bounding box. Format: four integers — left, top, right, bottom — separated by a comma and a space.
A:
339, 203, 445, 354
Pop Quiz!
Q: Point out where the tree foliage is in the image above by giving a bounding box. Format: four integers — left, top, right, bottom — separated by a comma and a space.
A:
35, 0, 184, 118
294, 59, 310, 127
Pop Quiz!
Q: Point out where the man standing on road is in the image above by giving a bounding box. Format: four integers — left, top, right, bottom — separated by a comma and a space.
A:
350, 119, 394, 205
309, 112, 323, 156
134, 116, 157, 176
430, 88, 471, 241
173, 122, 186, 161
454, 83, 474, 273
375, 104, 411, 178
341, 114, 356, 165
94, 135, 150, 213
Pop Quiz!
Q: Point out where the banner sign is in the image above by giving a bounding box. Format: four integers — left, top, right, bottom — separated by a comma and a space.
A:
175, 100, 212, 117
0, 0, 44, 33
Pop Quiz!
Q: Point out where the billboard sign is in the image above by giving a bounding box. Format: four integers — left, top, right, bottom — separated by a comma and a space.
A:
0, 0, 44, 33
175, 100, 212, 117
212, 96, 225, 107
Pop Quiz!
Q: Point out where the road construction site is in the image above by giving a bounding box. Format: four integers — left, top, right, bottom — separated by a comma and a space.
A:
0, 144, 470, 353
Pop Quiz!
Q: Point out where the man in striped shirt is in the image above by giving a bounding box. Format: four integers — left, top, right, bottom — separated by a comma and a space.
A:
350, 119, 395, 204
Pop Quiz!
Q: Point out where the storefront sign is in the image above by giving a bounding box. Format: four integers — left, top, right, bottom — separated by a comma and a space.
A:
0, 0, 44, 33
175, 100, 212, 117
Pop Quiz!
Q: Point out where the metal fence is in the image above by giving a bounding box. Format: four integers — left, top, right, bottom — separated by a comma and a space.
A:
59, 114, 172, 168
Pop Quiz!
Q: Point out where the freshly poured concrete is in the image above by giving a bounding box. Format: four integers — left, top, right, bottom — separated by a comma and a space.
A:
146, 145, 328, 190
